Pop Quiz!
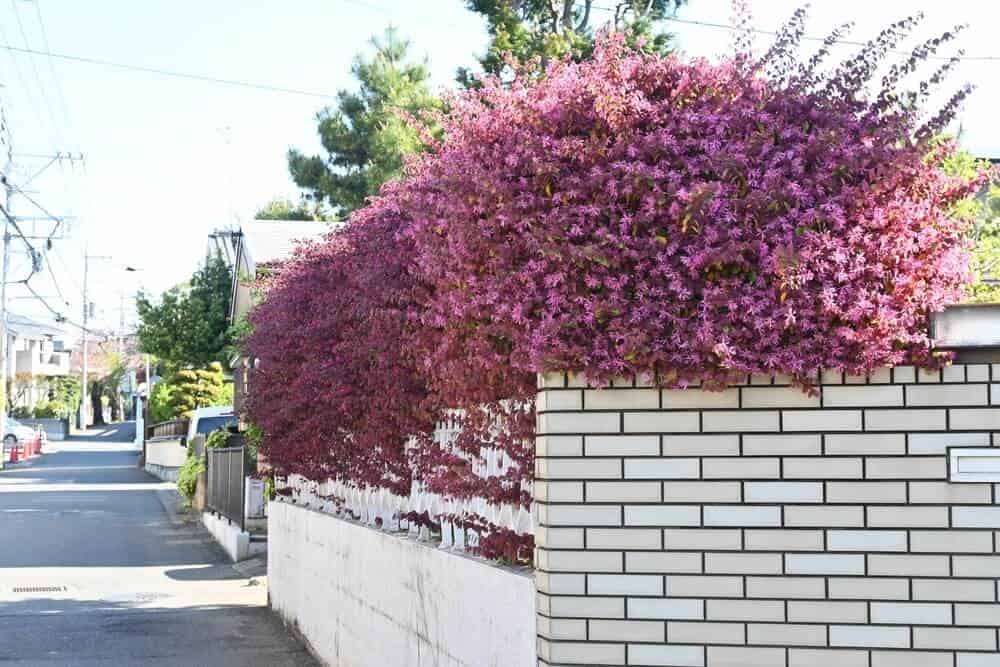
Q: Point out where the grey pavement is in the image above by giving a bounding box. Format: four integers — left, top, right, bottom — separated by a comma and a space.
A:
0, 422, 316, 667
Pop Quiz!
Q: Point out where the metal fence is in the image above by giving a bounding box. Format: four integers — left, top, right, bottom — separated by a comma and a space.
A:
206, 446, 246, 531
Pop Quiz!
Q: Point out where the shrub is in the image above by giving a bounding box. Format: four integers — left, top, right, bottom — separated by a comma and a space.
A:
148, 379, 176, 423
32, 401, 63, 419
246, 12, 986, 563
166, 363, 229, 416
404, 32, 984, 391
176, 454, 204, 501
246, 210, 429, 495
204, 428, 230, 450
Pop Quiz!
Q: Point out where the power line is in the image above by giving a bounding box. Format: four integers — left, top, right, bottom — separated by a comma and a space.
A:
5, 177, 67, 237
0, 42, 339, 99
0, 200, 38, 256
10, 0, 64, 147
0, 14, 44, 130
29, 0, 76, 150
23, 279, 96, 334
50, 245, 82, 297
43, 250, 67, 306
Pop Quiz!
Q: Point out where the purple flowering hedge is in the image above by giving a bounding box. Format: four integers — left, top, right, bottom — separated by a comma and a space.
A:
246, 28, 985, 563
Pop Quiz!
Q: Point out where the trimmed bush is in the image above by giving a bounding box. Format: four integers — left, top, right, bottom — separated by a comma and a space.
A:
246, 18, 985, 563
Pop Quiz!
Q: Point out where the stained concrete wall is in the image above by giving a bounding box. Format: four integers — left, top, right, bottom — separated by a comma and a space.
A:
268, 500, 537, 667
145, 437, 187, 469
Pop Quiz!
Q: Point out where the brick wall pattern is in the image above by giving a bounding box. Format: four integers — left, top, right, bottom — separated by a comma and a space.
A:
535, 364, 1000, 667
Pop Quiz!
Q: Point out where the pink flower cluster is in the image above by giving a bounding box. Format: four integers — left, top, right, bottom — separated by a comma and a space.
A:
246, 35, 983, 563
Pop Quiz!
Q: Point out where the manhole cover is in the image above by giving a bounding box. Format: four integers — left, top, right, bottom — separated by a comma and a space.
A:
12, 586, 66, 594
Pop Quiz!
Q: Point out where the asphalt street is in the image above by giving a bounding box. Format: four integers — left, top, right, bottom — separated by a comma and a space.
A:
0, 422, 316, 666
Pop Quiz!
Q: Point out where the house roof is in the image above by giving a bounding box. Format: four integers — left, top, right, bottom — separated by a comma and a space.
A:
240, 219, 333, 274
228, 219, 339, 324
6, 313, 65, 340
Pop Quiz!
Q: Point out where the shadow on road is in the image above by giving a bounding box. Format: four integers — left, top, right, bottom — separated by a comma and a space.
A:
0, 597, 316, 666
66, 421, 138, 443
163, 563, 248, 582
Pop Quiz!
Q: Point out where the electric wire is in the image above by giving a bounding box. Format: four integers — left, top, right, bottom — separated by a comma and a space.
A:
50, 245, 82, 297
10, 0, 64, 148
44, 250, 68, 306
0, 42, 338, 99
23, 279, 97, 334
29, 0, 75, 150
5, 178, 67, 237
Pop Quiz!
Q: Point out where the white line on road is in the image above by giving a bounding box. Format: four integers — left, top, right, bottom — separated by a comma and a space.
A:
0, 482, 175, 493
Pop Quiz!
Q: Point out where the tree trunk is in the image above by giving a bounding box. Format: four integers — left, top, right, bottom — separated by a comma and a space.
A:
91, 381, 105, 426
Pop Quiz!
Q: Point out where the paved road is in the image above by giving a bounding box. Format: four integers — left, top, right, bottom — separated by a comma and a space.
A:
0, 423, 316, 666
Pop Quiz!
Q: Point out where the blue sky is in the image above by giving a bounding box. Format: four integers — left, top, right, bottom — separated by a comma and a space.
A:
0, 0, 996, 331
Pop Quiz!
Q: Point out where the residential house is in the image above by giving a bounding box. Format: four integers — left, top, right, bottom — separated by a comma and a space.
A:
228, 219, 333, 415
5, 313, 73, 414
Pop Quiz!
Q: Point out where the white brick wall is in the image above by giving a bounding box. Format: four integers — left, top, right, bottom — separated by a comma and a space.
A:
536, 366, 1000, 666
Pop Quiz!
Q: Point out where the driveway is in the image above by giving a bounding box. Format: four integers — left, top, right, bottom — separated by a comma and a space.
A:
0, 423, 316, 666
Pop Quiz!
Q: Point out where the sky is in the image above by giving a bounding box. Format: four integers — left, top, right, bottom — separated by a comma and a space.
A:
0, 0, 997, 334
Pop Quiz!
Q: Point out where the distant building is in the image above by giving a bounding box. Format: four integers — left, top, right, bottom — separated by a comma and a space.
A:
5, 313, 73, 413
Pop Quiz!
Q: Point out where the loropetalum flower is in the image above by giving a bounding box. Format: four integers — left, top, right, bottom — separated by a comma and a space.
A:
405, 34, 983, 390
246, 24, 986, 563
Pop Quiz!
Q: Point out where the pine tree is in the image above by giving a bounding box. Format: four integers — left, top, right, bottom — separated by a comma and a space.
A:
458, 0, 687, 86
287, 27, 441, 217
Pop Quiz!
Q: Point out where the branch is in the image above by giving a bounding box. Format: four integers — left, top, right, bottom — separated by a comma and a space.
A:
547, 0, 561, 31
562, 0, 574, 31
575, 0, 593, 32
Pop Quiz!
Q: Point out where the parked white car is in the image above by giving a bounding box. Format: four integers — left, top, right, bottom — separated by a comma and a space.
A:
187, 406, 237, 443
4, 418, 43, 446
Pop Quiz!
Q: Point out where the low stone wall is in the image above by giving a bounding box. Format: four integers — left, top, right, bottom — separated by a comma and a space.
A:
268, 500, 537, 667
535, 365, 1000, 666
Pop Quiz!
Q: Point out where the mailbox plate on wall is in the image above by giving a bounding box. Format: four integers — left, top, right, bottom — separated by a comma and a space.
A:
948, 447, 1000, 483
931, 303, 1000, 350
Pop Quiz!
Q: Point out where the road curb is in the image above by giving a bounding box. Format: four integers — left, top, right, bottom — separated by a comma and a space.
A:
154, 487, 191, 527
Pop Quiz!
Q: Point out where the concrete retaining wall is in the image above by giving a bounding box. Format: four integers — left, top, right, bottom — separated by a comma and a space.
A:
268, 500, 537, 667
146, 437, 187, 468
144, 462, 179, 482
535, 365, 1000, 666
202, 511, 262, 562
25, 418, 68, 441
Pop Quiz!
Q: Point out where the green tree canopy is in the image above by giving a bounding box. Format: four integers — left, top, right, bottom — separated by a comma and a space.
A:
165, 363, 230, 417
970, 182, 1000, 302
255, 196, 331, 221
287, 27, 441, 217
938, 145, 1000, 303
459, 0, 686, 85
136, 256, 233, 368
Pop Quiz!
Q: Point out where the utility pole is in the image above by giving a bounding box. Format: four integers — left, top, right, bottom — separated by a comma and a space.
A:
79, 252, 88, 428
79, 253, 109, 428
0, 104, 13, 436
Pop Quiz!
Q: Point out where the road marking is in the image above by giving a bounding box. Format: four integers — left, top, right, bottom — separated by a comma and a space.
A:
0, 482, 175, 493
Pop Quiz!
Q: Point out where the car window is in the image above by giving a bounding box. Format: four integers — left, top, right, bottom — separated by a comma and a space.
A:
195, 416, 236, 435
